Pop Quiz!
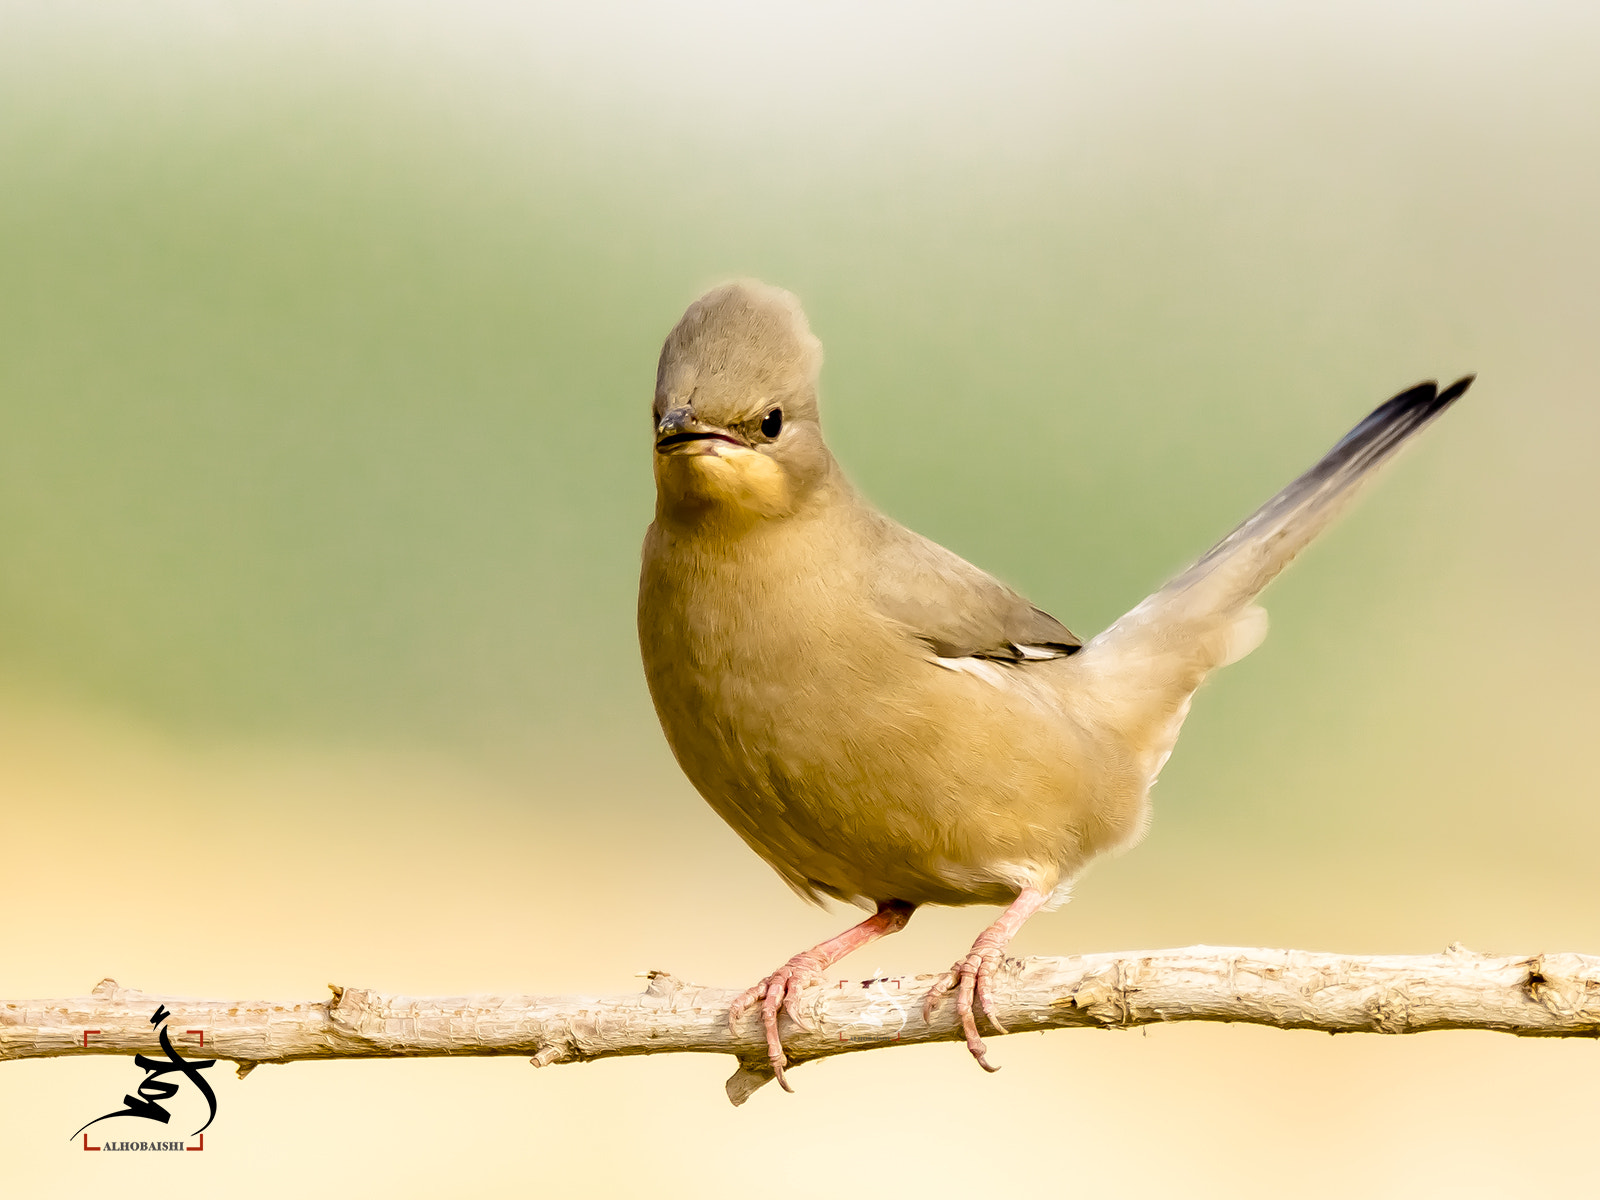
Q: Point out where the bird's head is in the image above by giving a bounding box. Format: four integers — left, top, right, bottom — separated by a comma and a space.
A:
651, 280, 836, 525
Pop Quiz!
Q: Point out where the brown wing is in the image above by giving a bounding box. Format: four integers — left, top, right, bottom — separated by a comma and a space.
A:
865, 514, 1080, 663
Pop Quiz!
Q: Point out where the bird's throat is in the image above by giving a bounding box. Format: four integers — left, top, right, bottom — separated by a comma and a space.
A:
654, 444, 795, 524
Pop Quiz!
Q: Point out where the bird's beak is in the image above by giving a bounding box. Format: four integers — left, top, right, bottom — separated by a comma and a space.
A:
655, 406, 743, 455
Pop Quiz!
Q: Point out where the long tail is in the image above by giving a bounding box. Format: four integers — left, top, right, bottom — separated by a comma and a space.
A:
1075, 375, 1473, 773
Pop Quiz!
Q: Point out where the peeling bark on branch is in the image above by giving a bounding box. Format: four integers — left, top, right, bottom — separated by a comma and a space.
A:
4, 946, 1597, 1105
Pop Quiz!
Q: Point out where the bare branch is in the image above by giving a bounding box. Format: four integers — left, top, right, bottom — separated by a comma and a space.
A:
5, 946, 1597, 1105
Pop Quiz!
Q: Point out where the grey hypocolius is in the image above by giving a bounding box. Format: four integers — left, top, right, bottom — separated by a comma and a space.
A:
638, 279, 1471, 1091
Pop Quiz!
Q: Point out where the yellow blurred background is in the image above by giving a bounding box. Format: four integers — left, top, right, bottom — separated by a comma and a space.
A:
2, 3, 1597, 1195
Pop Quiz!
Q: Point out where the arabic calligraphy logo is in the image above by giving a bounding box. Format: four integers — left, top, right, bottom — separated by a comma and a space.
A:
72, 1004, 218, 1151
858, 975, 910, 1036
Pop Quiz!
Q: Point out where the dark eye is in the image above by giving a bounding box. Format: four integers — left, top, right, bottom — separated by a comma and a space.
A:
760, 407, 783, 439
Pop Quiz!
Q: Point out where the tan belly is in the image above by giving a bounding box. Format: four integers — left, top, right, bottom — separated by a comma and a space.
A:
641, 567, 1146, 908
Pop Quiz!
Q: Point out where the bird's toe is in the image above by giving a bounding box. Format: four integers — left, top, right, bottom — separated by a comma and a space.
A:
730, 952, 829, 1093
936, 945, 1009, 1072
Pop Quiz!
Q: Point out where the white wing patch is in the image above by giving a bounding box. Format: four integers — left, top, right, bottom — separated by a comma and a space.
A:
1012, 643, 1063, 661
931, 641, 1073, 688
931, 655, 1010, 688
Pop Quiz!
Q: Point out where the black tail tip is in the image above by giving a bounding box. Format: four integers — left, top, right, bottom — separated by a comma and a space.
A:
1437, 374, 1475, 406
1367, 373, 1475, 433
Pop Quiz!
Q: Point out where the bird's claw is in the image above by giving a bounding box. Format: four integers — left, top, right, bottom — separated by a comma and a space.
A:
727, 953, 827, 1093
924, 944, 1010, 1071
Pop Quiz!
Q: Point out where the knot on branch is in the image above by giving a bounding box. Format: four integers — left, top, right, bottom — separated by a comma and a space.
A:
530, 1043, 570, 1068
642, 971, 683, 1001
1523, 953, 1600, 1030
1066, 959, 1134, 1026
327, 985, 380, 1032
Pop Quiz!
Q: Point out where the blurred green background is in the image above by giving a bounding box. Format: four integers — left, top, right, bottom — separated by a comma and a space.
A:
3, 3, 1597, 1196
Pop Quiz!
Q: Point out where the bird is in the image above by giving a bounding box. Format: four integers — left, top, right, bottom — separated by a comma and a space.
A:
637, 279, 1471, 1091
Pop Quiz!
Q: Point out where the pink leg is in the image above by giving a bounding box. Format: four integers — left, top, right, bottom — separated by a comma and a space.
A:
729, 900, 916, 1092
924, 887, 1050, 1072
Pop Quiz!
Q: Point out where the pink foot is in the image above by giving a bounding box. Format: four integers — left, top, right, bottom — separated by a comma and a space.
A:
923, 886, 1050, 1072
725, 901, 917, 1094
727, 951, 828, 1092
923, 938, 1011, 1071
